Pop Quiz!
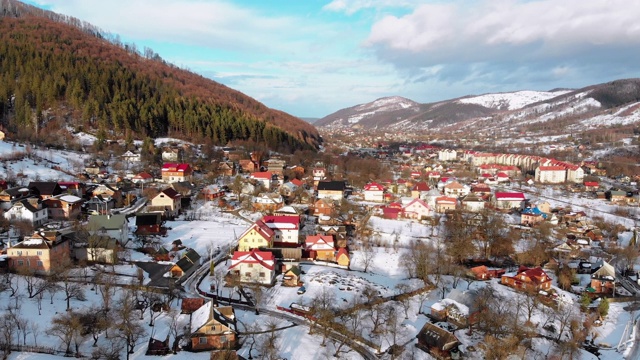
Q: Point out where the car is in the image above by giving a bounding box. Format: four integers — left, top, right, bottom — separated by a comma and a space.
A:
297, 286, 306, 295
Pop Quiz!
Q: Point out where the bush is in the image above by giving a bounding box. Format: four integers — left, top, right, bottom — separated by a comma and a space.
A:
598, 297, 610, 318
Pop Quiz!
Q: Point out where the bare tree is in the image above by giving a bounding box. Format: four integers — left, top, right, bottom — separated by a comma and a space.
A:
256, 318, 280, 360
308, 288, 336, 346
20, 267, 48, 298
51, 259, 86, 310
47, 311, 83, 356
28, 321, 40, 347
113, 290, 147, 360
360, 239, 375, 273
0, 315, 16, 358
394, 283, 412, 319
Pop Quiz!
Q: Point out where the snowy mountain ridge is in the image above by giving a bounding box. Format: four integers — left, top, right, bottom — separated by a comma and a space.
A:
457, 90, 573, 111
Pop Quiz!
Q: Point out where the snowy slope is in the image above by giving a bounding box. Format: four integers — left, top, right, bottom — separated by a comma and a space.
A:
457, 90, 571, 110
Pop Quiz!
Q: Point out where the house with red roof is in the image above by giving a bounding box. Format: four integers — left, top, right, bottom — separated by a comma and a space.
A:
228, 250, 276, 285
132, 172, 154, 184
305, 235, 336, 262
501, 266, 552, 292
403, 198, 431, 220
496, 172, 510, 183
237, 220, 275, 251
435, 196, 457, 213
250, 171, 275, 190
583, 181, 599, 192
262, 215, 300, 246
492, 192, 525, 210
411, 182, 430, 199
161, 163, 193, 183
364, 182, 385, 202
336, 248, 350, 267
149, 187, 182, 217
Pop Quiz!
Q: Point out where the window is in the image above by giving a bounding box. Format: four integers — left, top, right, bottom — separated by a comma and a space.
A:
259, 272, 265, 278
37, 251, 42, 256
16, 251, 22, 256
245, 272, 251, 277
37, 261, 43, 267
248, 264, 253, 268
17, 260, 23, 266
198, 337, 207, 344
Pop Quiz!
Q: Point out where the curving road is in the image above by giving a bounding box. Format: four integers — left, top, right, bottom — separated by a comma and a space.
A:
181, 260, 379, 360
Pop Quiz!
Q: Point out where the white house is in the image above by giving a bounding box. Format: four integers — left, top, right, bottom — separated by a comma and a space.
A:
3, 199, 48, 226
262, 215, 300, 246
535, 166, 566, 184
120, 151, 141, 163
402, 198, 431, 219
363, 182, 385, 202
228, 250, 275, 285
250, 171, 274, 190
492, 192, 526, 210
461, 193, 486, 212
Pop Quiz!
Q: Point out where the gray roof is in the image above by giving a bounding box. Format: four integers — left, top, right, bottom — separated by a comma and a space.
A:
88, 214, 127, 231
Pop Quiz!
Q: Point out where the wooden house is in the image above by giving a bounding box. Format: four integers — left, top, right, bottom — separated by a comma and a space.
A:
189, 302, 237, 351
416, 323, 460, 359
469, 265, 505, 280
590, 260, 615, 295
169, 248, 201, 279
282, 265, 302, 287
135, 213, 166, 235
305, 235, 336, 262
501, 266, 552, 292
336, 248, 350, 267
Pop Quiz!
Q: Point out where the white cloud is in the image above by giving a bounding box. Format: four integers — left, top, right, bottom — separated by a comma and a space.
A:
366, 0, 640, 63
322, 0, 421, 15
31, 0, 332, 54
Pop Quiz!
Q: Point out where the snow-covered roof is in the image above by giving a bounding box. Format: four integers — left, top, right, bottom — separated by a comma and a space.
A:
190, 301, 212, 332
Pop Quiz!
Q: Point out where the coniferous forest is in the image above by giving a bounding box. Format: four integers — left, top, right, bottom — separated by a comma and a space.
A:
0, 0, 321, 152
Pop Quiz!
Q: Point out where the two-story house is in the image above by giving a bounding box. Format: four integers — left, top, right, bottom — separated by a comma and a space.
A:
161, 163, 193, 183
237, 220, 275, 251
262, 215, 300, 246
149, 188, 182, 218
228, 250, 276, 285
43, 194, 83, 220
7, 230, 72, 274
363, 182, 385, 202
189, 302, 237, 351
3, 198, 48, 226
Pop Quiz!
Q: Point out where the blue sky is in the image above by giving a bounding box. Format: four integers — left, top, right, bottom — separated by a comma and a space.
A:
26, 0, 640, 118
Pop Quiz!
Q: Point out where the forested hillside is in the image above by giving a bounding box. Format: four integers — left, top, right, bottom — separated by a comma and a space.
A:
0, 0, 320, 152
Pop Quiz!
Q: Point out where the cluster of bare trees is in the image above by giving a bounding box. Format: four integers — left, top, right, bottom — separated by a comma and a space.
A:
473, 286, 590, 359
0, 260, 178, 359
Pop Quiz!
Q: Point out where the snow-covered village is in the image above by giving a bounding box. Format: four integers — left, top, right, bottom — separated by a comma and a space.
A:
0, 130, 639, 360
4, 2, 640, 359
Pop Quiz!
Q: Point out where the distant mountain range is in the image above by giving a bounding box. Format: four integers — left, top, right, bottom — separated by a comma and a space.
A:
316, 79, 640, 136
0, 0, 320, 152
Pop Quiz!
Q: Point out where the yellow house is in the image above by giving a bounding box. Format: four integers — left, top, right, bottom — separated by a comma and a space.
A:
149, 187, 182, 217
237, 220, 275, 251
336, 248, 350, 267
